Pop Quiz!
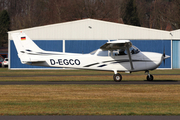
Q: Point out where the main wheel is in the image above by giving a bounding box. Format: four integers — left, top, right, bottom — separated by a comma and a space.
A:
113, 73, 122, 82
147, 74, 153, 81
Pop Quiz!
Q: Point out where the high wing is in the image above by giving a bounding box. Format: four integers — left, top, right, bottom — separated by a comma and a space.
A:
100, 40, 132, 50
100, 40, 134, 70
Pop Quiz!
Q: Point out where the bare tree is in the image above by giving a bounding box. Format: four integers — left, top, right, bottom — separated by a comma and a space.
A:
168, 0, 180, 29
0, 0, 178, 31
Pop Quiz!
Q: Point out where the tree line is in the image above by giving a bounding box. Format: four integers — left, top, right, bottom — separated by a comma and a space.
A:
0, 0, 180, 47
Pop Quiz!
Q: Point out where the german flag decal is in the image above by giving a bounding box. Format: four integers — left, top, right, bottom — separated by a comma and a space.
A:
21, 37, 26, 40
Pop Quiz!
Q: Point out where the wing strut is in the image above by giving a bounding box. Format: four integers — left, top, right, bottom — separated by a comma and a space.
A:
126, 43, 134, 70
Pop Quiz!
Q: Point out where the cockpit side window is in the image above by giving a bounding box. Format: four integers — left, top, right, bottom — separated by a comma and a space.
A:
113, 49, 127, 56
113, 45, 140, 56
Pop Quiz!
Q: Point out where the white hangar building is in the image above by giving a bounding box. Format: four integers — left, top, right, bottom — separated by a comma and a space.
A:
8, 18, 179, 69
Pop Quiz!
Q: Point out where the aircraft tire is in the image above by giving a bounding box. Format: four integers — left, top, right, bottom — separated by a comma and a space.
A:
113, 73, 122, 82
147, 74, 153, 81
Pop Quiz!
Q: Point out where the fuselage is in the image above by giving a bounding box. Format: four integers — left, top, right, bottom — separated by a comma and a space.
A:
26, 49, 163, 72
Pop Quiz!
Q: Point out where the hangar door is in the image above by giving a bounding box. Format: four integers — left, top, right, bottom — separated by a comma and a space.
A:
172, 40, 180, 68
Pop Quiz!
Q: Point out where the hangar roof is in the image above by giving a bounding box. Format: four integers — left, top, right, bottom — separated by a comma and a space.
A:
170, 29, 180, 39
8, 18, 172, 40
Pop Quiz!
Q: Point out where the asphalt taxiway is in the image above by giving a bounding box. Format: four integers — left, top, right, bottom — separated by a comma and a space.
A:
0, 80, 179, 85
1, 116, 180, 120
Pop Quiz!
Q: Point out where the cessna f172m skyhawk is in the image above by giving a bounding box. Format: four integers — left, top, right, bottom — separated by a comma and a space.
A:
12, 32, 170, 82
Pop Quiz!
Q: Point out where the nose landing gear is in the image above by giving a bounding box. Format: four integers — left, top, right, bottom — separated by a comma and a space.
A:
145, 71, 154, 81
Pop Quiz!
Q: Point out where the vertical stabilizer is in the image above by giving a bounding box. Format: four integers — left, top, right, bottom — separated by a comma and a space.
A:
11, 32, 43, 53
11, 32, 43, 63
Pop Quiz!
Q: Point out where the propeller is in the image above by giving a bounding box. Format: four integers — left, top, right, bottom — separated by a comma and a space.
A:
163, 47, 165, 65
162, 46, 170, 66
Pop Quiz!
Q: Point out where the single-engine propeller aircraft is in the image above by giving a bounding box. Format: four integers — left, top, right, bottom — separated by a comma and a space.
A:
11, 32, 170, 82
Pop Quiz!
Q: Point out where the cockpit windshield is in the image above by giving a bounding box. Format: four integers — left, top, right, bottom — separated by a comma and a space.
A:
89, 50, 98, 55
90, 49, 109, 56
129, 45, 140, 54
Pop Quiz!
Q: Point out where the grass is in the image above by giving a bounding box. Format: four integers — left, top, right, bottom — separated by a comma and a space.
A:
0, 85, 180, 115
0, 68, 180, 115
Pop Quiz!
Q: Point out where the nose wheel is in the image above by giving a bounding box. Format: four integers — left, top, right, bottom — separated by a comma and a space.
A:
113, 73, 122, 82
147, 74, 153, 81
145, 71, 153, 81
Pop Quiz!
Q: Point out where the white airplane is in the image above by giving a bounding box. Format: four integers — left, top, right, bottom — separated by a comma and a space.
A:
11, 32, 170, 82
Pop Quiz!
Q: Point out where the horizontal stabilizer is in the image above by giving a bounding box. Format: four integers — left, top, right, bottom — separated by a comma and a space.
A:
20, 56, 46, 64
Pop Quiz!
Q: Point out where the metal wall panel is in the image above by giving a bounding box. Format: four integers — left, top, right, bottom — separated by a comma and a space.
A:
8, 19, 171, 40
35, 40, 63, 51
172, 40, 180, 68
171, 30, 180, 39
65, 40, 107, 54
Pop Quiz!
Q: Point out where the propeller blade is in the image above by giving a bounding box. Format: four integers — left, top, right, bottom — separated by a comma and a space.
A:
163, 46, 165, 65
163, 46, 165, 57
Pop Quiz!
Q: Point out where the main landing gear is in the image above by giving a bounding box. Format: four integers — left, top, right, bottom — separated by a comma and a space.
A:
113, 70, 122, 82
113, 73, 122, 82
145, 71, 154, 81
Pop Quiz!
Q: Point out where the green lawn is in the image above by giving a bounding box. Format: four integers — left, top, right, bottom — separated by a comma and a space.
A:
0, 85, 180, 115
0, 68, 180, 115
